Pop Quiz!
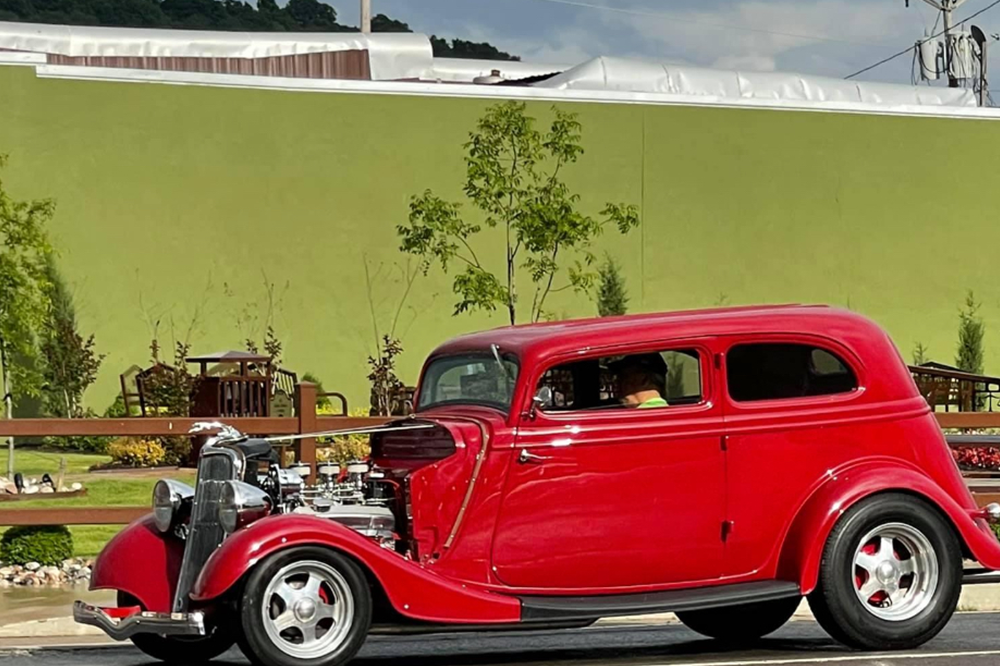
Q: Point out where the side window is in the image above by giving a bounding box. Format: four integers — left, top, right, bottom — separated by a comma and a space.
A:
727, 343, 857, 402
537, 349, 703, 412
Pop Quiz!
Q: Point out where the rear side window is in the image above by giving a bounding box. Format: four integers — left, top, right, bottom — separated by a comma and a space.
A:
727, 343, 857, 402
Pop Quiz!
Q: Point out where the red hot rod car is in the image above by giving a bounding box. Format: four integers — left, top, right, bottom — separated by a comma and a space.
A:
76, 305, 1000, 666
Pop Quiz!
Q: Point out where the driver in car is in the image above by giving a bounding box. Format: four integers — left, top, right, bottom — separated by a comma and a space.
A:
613, 353, 669, 409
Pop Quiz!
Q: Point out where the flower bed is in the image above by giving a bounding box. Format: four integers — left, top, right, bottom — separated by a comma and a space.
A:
952, 446, 1000, 472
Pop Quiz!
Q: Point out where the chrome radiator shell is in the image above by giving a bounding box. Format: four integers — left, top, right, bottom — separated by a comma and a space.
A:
172, 449, 237, 612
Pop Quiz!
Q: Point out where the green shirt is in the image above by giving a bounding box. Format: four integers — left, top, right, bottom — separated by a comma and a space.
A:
637, 397, 669, 409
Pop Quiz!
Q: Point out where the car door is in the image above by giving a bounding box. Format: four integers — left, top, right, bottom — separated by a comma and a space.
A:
490, 338, 727, 591
720, 335, 866, 578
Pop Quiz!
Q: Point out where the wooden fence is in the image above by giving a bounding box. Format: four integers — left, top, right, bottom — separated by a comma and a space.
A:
0, 383, 388, 527
1, 404, 1000, 528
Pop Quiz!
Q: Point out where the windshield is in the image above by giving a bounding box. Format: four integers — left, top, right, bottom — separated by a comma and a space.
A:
417, 352, 520, 412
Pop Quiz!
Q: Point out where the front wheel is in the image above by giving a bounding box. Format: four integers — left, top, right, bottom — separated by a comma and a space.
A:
238, 547, 372, 666
807, 493, 962, 651
677, 596, 801, 642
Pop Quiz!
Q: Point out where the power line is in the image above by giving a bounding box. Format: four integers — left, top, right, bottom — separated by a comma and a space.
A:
516, 0, 895, 49
845, 0, 1000, 79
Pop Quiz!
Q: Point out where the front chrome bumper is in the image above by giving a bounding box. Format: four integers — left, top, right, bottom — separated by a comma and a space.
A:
73, 601, 206, 640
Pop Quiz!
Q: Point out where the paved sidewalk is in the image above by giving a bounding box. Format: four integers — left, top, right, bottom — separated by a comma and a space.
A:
4, 584, 1000, 645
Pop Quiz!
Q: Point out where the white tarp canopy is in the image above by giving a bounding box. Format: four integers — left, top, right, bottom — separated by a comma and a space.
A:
0, 21, 434, 80
430, 57, 569, 83
533, 56, 978, 108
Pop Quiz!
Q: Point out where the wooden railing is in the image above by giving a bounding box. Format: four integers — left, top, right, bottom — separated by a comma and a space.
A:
4, 406, 1000, 528
0, 382, 388, 527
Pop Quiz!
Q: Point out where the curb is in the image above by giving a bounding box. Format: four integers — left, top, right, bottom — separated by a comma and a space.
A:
4, 587, 1000, 645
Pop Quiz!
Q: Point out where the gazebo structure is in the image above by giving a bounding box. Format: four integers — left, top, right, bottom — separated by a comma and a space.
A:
910, 362, 1000, 412
187, 350, 275, 418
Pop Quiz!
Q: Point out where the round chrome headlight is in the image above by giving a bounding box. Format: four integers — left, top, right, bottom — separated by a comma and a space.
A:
152, 479, 194, 533
219, 481, 272, 534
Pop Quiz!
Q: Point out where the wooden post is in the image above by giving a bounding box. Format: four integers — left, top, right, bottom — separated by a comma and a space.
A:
295, 382, 317, 484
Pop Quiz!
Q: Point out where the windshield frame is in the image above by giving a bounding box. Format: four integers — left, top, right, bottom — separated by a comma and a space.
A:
415, 351, 521, 414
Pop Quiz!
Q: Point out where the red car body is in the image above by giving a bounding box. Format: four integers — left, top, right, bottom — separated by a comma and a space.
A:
85, 304, 1000, 658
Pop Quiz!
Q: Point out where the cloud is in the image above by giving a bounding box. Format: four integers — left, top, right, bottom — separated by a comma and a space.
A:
367, 0, 1000, 84
450, 21, 602, 64
713, 54, 777, 71
594, 0, 916, 75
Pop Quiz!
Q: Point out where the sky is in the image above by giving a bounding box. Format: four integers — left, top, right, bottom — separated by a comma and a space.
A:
342, 0, 1000, 87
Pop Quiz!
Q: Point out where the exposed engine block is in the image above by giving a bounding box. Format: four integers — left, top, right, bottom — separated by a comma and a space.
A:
270, 460, 398, 547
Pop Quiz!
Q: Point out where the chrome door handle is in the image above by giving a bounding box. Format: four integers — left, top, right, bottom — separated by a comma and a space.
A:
518, 449, 551, 464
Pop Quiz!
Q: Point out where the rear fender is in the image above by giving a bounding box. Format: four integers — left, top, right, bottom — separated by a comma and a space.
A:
778, 461, 1000, 594
90, 514, 183, 613
190, 514, 520, 624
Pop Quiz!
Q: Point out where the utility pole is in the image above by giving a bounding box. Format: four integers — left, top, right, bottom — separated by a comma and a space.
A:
360, 0, 371, 33
910, 0, 969, 86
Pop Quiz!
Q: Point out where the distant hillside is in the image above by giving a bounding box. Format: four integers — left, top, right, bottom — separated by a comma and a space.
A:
0, 0, 520, 61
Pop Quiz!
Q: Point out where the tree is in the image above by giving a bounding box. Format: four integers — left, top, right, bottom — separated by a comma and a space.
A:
0, 0, 521, 60
361, 255, 421, 415
371, 13, 410, 32
398, 101, 640, 325
0, 154, 53, 478
430, 36, 520, 61
912, 341, 929, 366
596, 253, 629, 317
300, 371, 330, 408
284, 0, 338, 30
368, 335, 405, 417
956, 290, 985, 375
40, 254, 105, 419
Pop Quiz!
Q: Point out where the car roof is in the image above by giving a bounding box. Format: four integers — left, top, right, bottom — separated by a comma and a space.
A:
428, 304, 890, 366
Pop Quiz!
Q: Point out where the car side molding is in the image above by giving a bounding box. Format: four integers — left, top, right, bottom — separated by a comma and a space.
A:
518, 580, 801, 622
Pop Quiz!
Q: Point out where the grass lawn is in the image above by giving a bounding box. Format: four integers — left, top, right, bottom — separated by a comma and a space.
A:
0, 449, 195, 558
0, 448, 111, 477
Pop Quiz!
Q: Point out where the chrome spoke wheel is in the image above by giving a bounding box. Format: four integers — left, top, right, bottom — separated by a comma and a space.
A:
852, 522, 938, 622
261, 560, 354, 659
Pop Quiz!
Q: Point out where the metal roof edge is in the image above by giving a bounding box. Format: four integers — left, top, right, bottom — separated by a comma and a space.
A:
22, 62, 1000, 121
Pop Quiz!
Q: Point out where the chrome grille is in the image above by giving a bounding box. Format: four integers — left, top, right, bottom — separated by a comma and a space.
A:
172, 452, 235, 612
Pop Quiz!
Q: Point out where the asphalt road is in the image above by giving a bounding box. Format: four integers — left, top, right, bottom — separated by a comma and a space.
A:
5, 614, 1000, 666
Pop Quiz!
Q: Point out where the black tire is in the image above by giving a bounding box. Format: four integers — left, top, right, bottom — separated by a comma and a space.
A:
238, 547, 372, 666
117, 592, 235, 664
676, 596, 801, 642
807, 493, 962, 651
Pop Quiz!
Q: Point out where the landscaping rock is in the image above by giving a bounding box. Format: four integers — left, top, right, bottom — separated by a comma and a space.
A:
0, 557, 93, 586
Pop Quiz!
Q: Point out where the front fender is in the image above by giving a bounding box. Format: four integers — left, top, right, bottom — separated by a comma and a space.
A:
191, 515, 520, 624
90, 514, 183, 613
778, 461, 1000, 595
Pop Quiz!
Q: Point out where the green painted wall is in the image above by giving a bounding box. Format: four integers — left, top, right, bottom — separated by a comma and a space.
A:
1, 64, 999, 411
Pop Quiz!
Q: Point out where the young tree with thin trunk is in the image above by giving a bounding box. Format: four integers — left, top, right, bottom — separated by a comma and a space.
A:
398, 101, 640, 325
40, 254, 105, 419
596, 253, 629, 317
956, 290, 985, 375
0, 154, 53, 478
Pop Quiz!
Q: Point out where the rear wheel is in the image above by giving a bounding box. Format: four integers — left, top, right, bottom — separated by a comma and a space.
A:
117, 592, 234, 664
676, 596, 800, 642
807, 493, 961, 651
238, 547, 372, 666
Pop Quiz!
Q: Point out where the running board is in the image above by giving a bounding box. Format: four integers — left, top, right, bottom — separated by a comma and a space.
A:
963, 568, 1000, 585
519, 580, 801, 623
